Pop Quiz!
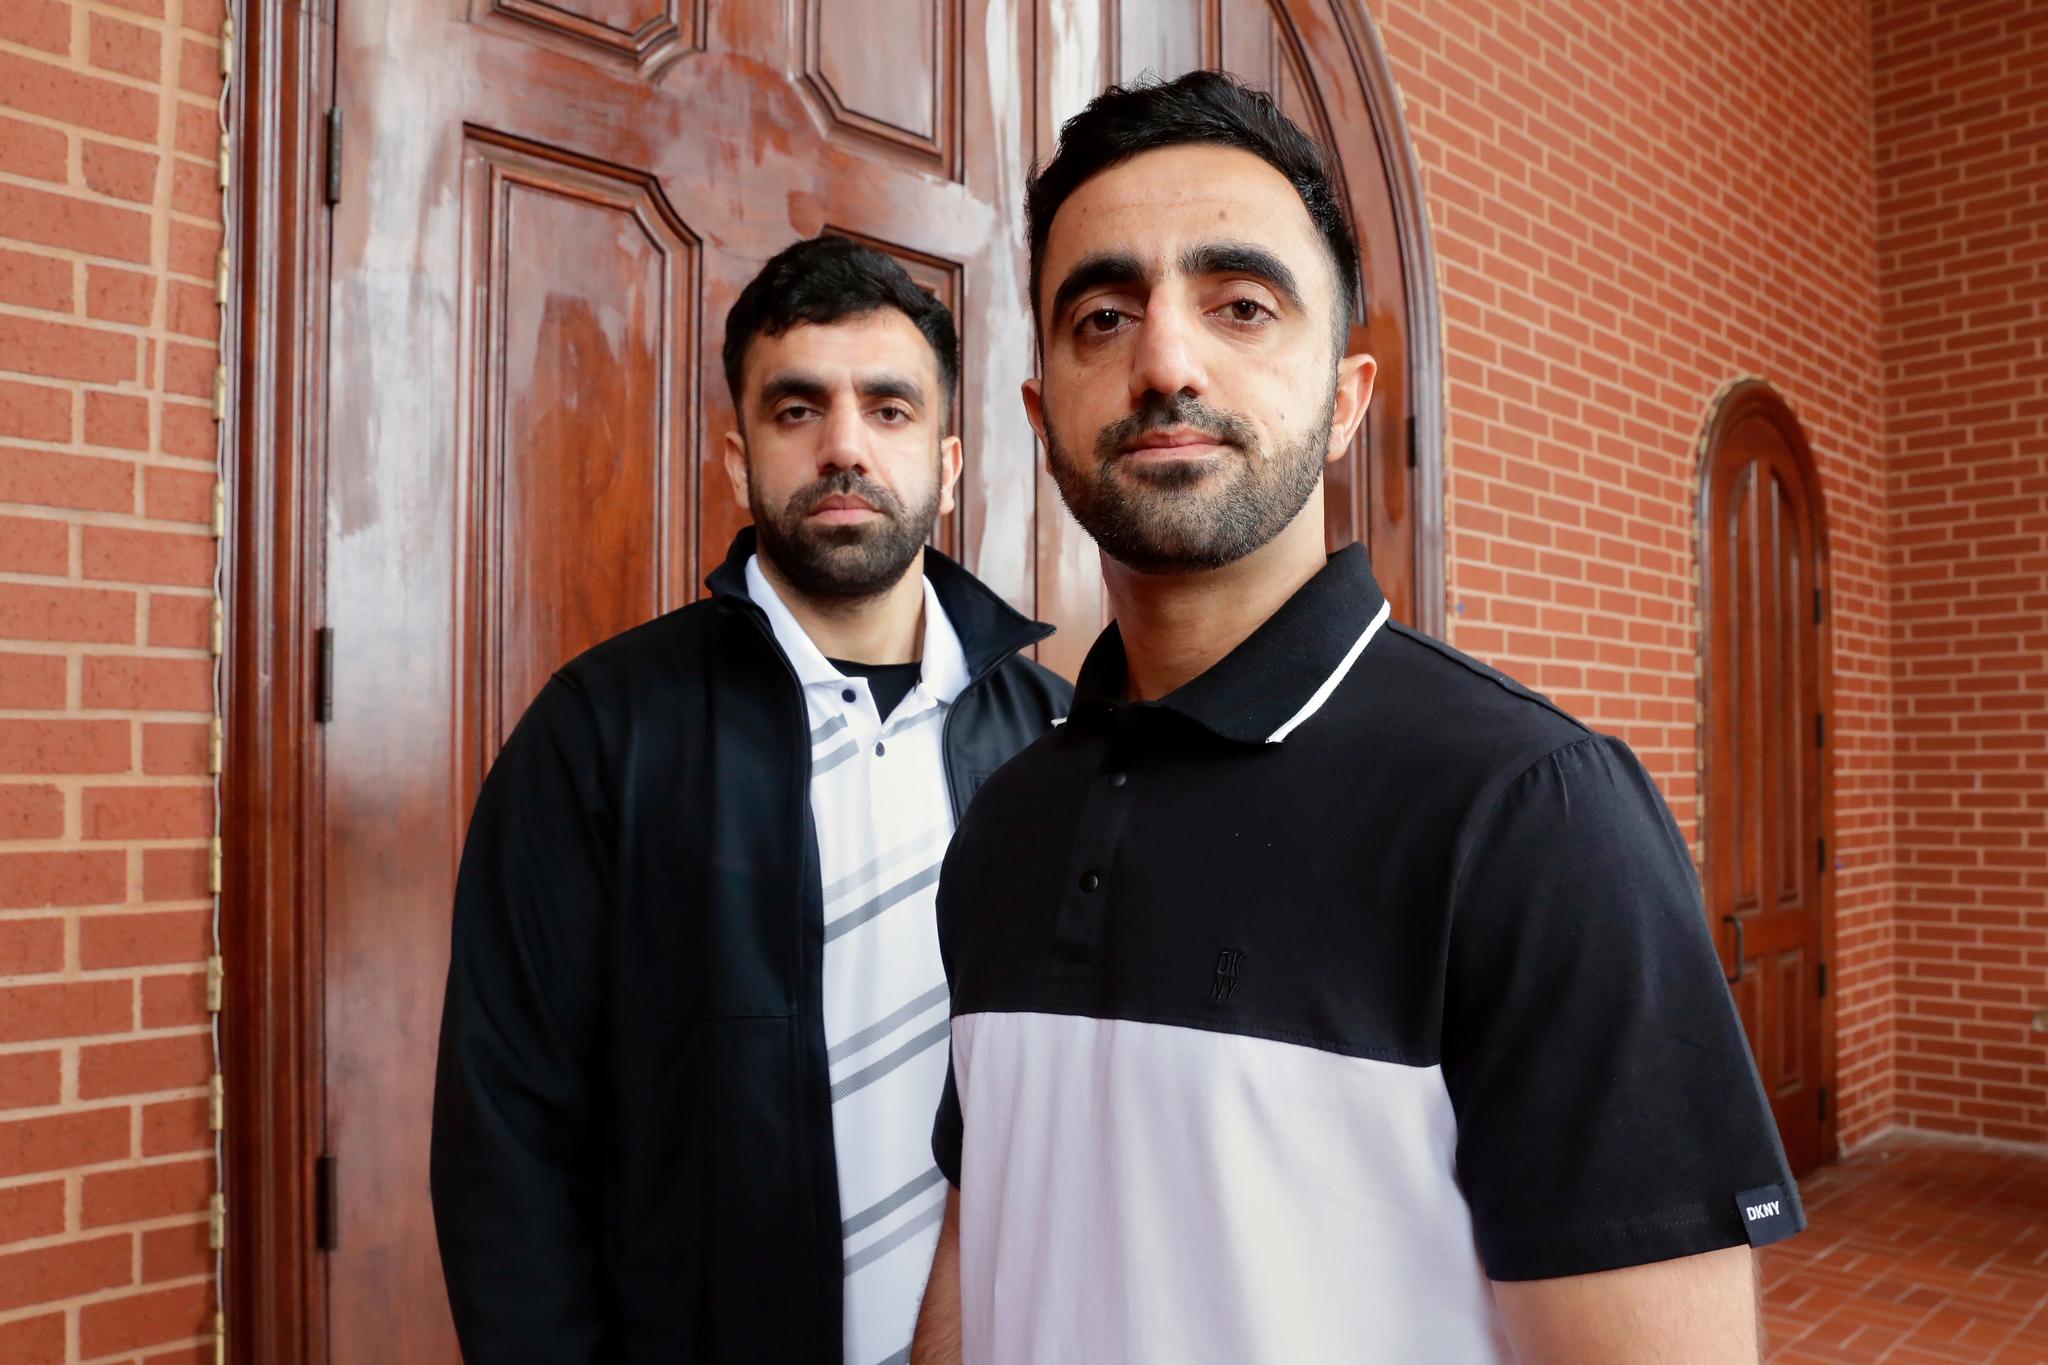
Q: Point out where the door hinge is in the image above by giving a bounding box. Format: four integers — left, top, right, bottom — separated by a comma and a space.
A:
1815, 711, 1825, 747
325, 107, 343, 206
1817, 1085, 1829, 1122
315, 627, 335, 723
314, 1154, 339, 1251
1813, 587, 1823, 624
1405, 413, 1417, 469
1817, 961, 1828, 999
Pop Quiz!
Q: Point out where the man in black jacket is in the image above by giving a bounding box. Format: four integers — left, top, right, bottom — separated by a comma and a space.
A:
431, 236, 1070, 1364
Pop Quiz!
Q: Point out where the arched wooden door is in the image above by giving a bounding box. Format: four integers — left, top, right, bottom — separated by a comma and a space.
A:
303, 2, 1438, 1358
1697, 380, 1833, 1178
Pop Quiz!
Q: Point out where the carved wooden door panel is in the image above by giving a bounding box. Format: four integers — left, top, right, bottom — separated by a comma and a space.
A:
1699, 385, 1830, 1177
1030, 0, 1431, 664
321, 2, 1036, 1357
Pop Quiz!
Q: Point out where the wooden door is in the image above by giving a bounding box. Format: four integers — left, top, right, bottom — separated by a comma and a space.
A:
1698, 381, 1831, 1177
321, 3, 1040, 1357
312, 1, 1434, 1358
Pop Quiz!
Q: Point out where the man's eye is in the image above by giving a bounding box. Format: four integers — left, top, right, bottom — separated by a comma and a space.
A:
1222, 299, 1271, 324
776, 404, 816, 422
875, 405, 911, 424
1081, 308, 1125, 335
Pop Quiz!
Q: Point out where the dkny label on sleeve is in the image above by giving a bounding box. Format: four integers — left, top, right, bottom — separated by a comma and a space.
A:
1735, 1185, 1798, 1247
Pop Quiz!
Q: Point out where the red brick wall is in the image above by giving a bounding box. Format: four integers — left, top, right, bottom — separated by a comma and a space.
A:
1363, 0, 1899, 1148
1874, 0, 2048, 1147
0, 0, 225, 1358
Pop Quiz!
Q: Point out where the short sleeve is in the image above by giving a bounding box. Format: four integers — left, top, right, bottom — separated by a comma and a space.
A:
932, 1059, 963, 1187
1442, 732, 1804, 1281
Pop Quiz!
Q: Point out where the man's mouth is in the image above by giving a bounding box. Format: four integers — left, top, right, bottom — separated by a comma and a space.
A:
1119, 428, 1235, 459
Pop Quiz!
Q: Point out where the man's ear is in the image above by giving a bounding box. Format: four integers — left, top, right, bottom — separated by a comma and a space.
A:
938, 433, 964, 518
721, 427, 752, 513
1021, 376, 1047, 467
1325, 351, 1378, 464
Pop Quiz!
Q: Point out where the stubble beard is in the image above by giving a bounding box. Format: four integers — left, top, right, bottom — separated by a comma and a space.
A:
1043, 385, 1338, 576
749, 462, 942, 602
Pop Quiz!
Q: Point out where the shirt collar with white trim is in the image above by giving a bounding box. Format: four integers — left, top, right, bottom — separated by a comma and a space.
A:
1066, 543, 1392, 746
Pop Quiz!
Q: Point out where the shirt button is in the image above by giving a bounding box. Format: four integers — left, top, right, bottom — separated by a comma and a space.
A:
874, 742, 886, 758
1107, 771, 1128, 788
1079, 871, 1101, 893
841, 688, 857, 703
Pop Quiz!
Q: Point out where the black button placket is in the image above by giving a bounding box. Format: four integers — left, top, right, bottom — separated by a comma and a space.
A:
1049, 711, 1145, 972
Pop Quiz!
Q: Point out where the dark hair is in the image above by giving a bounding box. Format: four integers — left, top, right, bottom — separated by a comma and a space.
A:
1026, 70, 1359, 348
722, 235, 960, 422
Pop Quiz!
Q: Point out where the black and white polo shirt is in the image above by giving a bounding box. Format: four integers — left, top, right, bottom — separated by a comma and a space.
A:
931, 545, 1802, 1364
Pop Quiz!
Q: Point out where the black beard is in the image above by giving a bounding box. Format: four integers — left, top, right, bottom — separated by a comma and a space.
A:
748, 465, 941, 601
1044, 387, 1337, 575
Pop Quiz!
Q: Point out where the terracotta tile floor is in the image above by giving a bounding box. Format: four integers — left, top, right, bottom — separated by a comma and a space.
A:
1763, 1133, 2048, 1363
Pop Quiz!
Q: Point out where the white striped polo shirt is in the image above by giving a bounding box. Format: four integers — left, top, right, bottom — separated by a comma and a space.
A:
747, 555, 966, 1365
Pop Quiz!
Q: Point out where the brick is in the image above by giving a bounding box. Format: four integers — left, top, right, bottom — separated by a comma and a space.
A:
0, 1314, 63, 1365
140, 720, 208, 775
0, 583, 138, 645
0, 849, 124, 908
166, 278, 218, 341
161, 341, 213, 399
82, 908, 209, 969
0, 50, 160, 143
159, 401, 216, 460
176, 38, 219, 100
146, 593, 211, 650
87, 263, 159, 326
0, 1233, 132, 1312
83, 526, 216, 588
83, 784, 211, 840
0, 181, 154, 265
182, 0, 224, 29
0, 113, 67, 181
0, 1051, 61, 1110
0, 784, 63, 840
82, 655, 211, 711
168, 156, 213, 218
85, 387, 152, 449
0, 1107, 130, 1177
81, 1154, 212, 1225
0, 1179, 65, 1242
0, 246, 74, 312
140, 971, 205, 1029
0, 718, 131, 773
0, 917, 64, 974
0, 514, 68, 574
140, 1096, 208, 1158
141, 846, 206, 900
0, 446, 136, 512
172, 101, 213, 162
0, 979, 131, 1043
80, 1280, 212, 1359
0, 0, 70, 55
90, 12, 165, 81
0, 654, 67, 709
78, 1032, 210, 1099
141, 1217, 208, 1279
144, 466, 214, 523
83, 139, 161, 203
0, 378, 71, 441
0, 315, 139, 385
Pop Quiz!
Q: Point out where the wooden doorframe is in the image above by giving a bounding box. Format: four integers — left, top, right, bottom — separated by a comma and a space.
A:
1693, 376, 1839, 1168
221, 0, 333, 1359
217, 3, 1444, 1359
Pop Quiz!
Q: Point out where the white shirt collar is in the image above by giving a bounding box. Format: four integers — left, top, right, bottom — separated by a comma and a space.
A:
744, 554, 971, 705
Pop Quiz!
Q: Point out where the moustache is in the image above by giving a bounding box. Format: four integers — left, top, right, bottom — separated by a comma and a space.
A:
787, 470, 906, 519
1095, 395, 1258, 461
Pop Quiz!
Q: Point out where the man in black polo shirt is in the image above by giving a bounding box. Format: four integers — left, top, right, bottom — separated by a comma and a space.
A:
911, 74, 1801, 1363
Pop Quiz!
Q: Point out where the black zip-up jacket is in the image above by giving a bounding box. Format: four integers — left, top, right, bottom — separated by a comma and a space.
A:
430, 529, 1070, 1363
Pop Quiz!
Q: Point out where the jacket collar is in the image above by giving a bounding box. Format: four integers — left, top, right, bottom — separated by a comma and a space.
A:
707, 527, 1053, 682
1068, 543, 1393, 745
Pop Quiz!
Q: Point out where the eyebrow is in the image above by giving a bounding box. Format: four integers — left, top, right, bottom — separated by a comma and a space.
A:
1047, 240, 1307, 326
755, 370, 926, 411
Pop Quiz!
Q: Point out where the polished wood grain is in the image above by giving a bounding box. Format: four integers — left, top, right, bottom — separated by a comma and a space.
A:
1698, 380, 1835, 1177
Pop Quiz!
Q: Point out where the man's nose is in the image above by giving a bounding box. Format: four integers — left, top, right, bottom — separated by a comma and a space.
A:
1128, 295, 1209, 404
816, 398, 867, 473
